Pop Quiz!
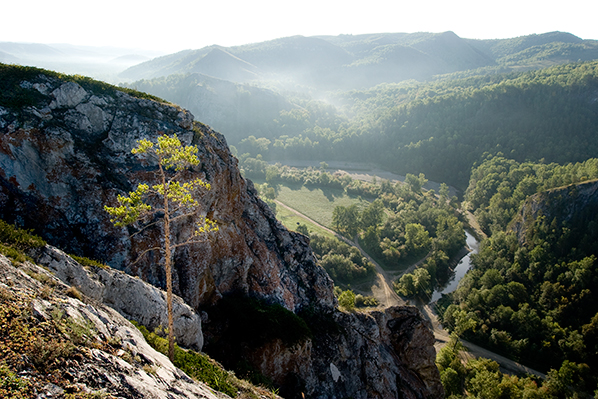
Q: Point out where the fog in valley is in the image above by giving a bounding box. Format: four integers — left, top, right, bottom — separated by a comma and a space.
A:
3, 26, 598, 398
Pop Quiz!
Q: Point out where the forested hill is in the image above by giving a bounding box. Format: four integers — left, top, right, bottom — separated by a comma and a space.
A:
121, 31, 598, 87
337, 61, 598, 189
223, 61, 597, 190
438, 155, 598, 397
125, 56, 598, 193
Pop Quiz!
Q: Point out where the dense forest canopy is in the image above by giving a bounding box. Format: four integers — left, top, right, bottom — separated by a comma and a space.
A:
128, 60, 598, 191
267, 61, 598, 190
437, 156, 598, 397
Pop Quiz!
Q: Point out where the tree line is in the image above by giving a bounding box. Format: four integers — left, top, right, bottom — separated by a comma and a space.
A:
232, 61, 598, 191
438, 155, 598, 397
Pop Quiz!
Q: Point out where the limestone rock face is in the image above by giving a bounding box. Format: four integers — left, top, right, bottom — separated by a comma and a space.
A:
32, 245, 204, 351
0, 254, 228, 399
0, 69, 442, 399
306, 307, 443, 398
0, 74, 335, 314
511, 179, 598, 243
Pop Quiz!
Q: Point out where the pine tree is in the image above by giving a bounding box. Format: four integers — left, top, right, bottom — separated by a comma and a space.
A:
105, 133, 218, 360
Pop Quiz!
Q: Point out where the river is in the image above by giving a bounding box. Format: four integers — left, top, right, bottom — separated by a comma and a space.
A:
430, 231, 479, 302
268, 159, 474, 302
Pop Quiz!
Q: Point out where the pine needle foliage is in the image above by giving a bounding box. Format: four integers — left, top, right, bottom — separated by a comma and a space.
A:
105, 133, 218, 361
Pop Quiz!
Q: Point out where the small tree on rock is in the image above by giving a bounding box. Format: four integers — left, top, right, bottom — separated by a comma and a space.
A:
105, 133, 218, 361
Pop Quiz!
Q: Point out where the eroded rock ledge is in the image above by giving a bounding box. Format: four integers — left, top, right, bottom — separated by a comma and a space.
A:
0, 253, 227, 399
31, 244, 204, 351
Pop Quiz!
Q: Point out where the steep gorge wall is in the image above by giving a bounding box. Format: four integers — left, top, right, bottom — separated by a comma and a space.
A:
511, 179, 598, 243
0, 75, 334, 313
0, 68, 442, 398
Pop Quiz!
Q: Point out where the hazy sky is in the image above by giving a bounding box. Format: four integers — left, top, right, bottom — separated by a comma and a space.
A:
2, 0, 597, 54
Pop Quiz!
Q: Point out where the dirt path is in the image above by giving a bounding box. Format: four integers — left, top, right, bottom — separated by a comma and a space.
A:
420, 299, 546, 379
352, 237, 403, 307
275, 200, 403, 308
277, 199, 546, 379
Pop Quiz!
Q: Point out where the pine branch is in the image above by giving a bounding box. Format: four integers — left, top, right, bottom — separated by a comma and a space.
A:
170, 211, 198, 223
130, 246, 163, 265
171, 236, 210, 249
129, 218, 163, 238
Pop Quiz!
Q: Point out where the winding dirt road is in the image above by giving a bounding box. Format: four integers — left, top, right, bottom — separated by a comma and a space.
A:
275, 199, 547, 379
275, 200, 402, 307
352, 237, 403, 307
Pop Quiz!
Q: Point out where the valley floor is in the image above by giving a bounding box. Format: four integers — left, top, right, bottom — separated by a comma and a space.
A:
275, 199, 403, 308
276, 197, 548, 381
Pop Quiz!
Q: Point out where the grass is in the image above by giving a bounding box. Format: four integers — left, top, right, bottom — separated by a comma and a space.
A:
70, 255, 111, 270
0, 288, 105, 397
275, 205, 336, 239
276, 185, 368, 228
133, 322, 239, 397
0, 219, 46, 264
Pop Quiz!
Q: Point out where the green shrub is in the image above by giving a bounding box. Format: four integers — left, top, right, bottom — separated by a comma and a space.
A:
337, 289, 356, 311
0, 365, 32, 398
0, 243, 28, 264
0, 220, 45, 264
70, 255, 110, 270
132, 322, 237, 397
355, 294, 379, 307
0, 220, 45, 250
0, 64, 47, 108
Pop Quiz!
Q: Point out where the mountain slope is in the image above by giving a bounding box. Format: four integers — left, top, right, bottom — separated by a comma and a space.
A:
128, 73, 299, 144
468, 31, 586, 59
0, 64, 443, 398
120, 31, 598, 90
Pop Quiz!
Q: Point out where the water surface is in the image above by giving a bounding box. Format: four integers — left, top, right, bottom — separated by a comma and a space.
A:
430, 231, 479, 302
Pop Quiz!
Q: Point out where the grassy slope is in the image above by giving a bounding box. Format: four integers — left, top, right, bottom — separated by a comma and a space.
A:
275, 185, 368, 228
275, 205, 336, 239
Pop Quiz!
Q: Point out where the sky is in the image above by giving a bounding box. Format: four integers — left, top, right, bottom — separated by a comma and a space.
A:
2, 0, 597, 54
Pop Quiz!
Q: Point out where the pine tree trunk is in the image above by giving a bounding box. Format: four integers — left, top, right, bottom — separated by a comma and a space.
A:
165, 216, 175, 361
161, 163, 175, 362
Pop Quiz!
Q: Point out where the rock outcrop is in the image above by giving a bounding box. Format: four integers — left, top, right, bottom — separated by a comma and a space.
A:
0, 66, 442, 398
511, 179, 598, 244
0, 253, 228, 399
31, 244, 204, 351
0, 69, 335, 314
252, 307, 443, 398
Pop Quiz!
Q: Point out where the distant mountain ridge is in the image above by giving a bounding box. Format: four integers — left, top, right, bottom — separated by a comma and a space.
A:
120, 31, 598, 89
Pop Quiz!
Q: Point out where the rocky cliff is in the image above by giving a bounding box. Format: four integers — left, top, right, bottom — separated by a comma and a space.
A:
0, 66, 334, 314
511, 179, 598, 244
0, 65, 442, 398
0, 252, 232, 399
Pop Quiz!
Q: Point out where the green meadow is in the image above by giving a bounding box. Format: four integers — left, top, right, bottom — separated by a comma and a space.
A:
275, 185, 368, 229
